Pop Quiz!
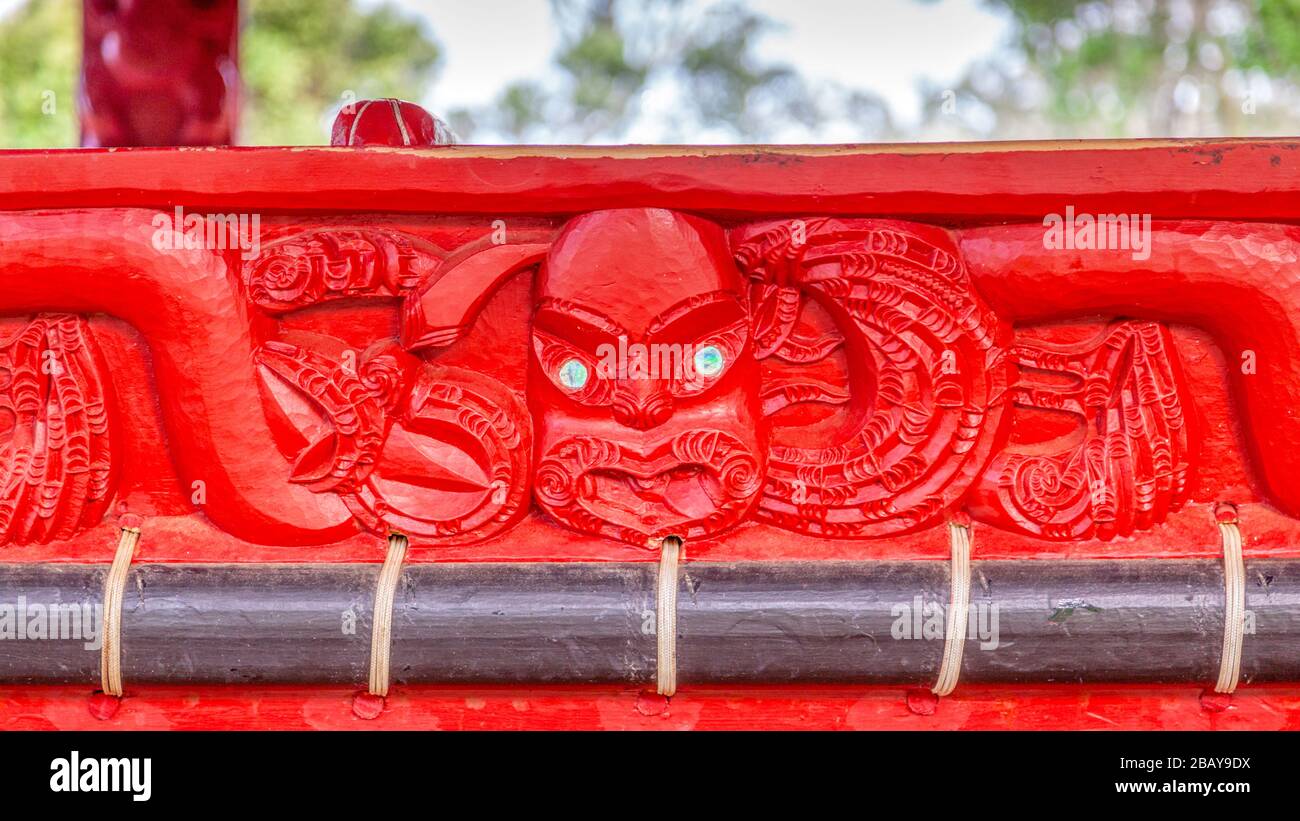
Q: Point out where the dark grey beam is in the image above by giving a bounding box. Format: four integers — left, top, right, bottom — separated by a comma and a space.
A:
1, 560, 1296, 686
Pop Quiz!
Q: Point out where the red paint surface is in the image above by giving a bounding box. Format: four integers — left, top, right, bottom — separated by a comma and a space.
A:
1, 141, 1298, 217
331, 98, 455, 147
0, 211, 1283, 559
3, 135, 1300, 728
350, 692, 386, 721
85, 691, 121, 722
79, 0, 239, 147
3, 684, 1299, 731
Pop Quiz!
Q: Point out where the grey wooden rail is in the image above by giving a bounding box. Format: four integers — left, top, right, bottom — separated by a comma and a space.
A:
1, 560, 1297, 686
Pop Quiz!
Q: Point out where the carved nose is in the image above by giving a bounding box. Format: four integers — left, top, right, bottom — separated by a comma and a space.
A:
611, 384, 673, 430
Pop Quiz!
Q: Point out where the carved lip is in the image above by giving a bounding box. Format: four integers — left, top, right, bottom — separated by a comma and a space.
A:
581, 464, 724, 531
535, 430, 762, 543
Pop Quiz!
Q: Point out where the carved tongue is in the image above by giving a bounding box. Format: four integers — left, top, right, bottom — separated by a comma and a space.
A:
662, 471, 715, 520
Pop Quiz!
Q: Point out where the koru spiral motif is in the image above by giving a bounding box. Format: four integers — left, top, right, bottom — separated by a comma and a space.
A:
0, 209, 1193, 548
400, 208, 1193, 546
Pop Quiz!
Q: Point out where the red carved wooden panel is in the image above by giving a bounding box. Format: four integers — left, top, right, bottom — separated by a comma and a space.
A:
3, 137, 1300, 729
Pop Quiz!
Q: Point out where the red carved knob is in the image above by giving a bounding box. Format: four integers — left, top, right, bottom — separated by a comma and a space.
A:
330, 99, 454, 147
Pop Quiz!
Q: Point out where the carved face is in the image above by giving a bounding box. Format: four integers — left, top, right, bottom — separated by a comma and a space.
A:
388, 210, 1191, 550
528, 209, 765, 546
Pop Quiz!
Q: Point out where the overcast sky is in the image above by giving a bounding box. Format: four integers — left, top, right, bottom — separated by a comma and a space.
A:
385, 0, 1011, 135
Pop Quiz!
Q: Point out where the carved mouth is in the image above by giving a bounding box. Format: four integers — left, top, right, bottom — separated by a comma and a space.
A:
581, 465, 724, 531
533, 430, 764, 545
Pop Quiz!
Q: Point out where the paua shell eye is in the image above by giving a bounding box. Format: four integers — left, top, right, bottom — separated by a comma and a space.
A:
558, 358, 589, 390
693, 345, 724, 377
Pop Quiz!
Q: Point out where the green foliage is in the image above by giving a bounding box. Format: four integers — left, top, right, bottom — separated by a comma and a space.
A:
555, 1, 649, 133
242, 0, 441, 145
16, 0, 1300, 147
461, 0, 850, 143
0, 0, 79, 148
928, 0, 1300, 139
0, 0, 440, 148
1245, 0, 1300, 69
679, 9, 798, 133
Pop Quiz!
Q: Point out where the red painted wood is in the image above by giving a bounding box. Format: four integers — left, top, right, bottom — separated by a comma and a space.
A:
79, 0, 239, 147
4, 684, 1299, 731
4, 118, 1300, 728
330, 99, 455, 147
0, 209, 1276, 557
1, 141, 1298, 217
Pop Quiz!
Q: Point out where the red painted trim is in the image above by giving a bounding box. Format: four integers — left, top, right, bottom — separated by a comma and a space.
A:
0, 141, 1297, 219
5, 683, 1298, 731
0, 501, 1294, 565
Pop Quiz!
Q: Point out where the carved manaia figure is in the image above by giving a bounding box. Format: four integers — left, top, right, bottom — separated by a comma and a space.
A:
0, 206, 1219, 549
401, 208, 1193, 547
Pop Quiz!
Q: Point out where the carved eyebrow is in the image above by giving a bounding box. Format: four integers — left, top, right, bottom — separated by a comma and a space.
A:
647, 291, 747, 340
533, 298, 626, 349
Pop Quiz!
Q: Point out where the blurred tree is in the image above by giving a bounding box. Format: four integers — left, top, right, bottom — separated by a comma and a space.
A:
0, 0, 440, 148
454, 0, 891, 143
0, 0, 79, 148
921, 0, 1300, 140
242, 0, 441, 144
1243, 0, 1300, 73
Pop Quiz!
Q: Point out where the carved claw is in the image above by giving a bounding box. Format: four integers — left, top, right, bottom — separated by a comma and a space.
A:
969, 322, 1193, 541
0, 316, 117, 545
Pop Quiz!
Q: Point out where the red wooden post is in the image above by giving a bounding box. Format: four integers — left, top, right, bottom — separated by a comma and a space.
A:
79, 0, 240, 147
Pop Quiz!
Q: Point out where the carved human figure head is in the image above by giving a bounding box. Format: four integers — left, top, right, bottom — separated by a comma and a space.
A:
397, 208, 1191, 551
528, 209, 765, 546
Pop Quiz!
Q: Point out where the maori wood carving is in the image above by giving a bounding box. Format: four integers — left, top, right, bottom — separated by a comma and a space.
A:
80, 0, 239, 147
0, 316, 116, 544
970, 322, 1191, 540
733, 218, 1011, 540
245, 230, 445, 314
9, 148, 1300, 559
